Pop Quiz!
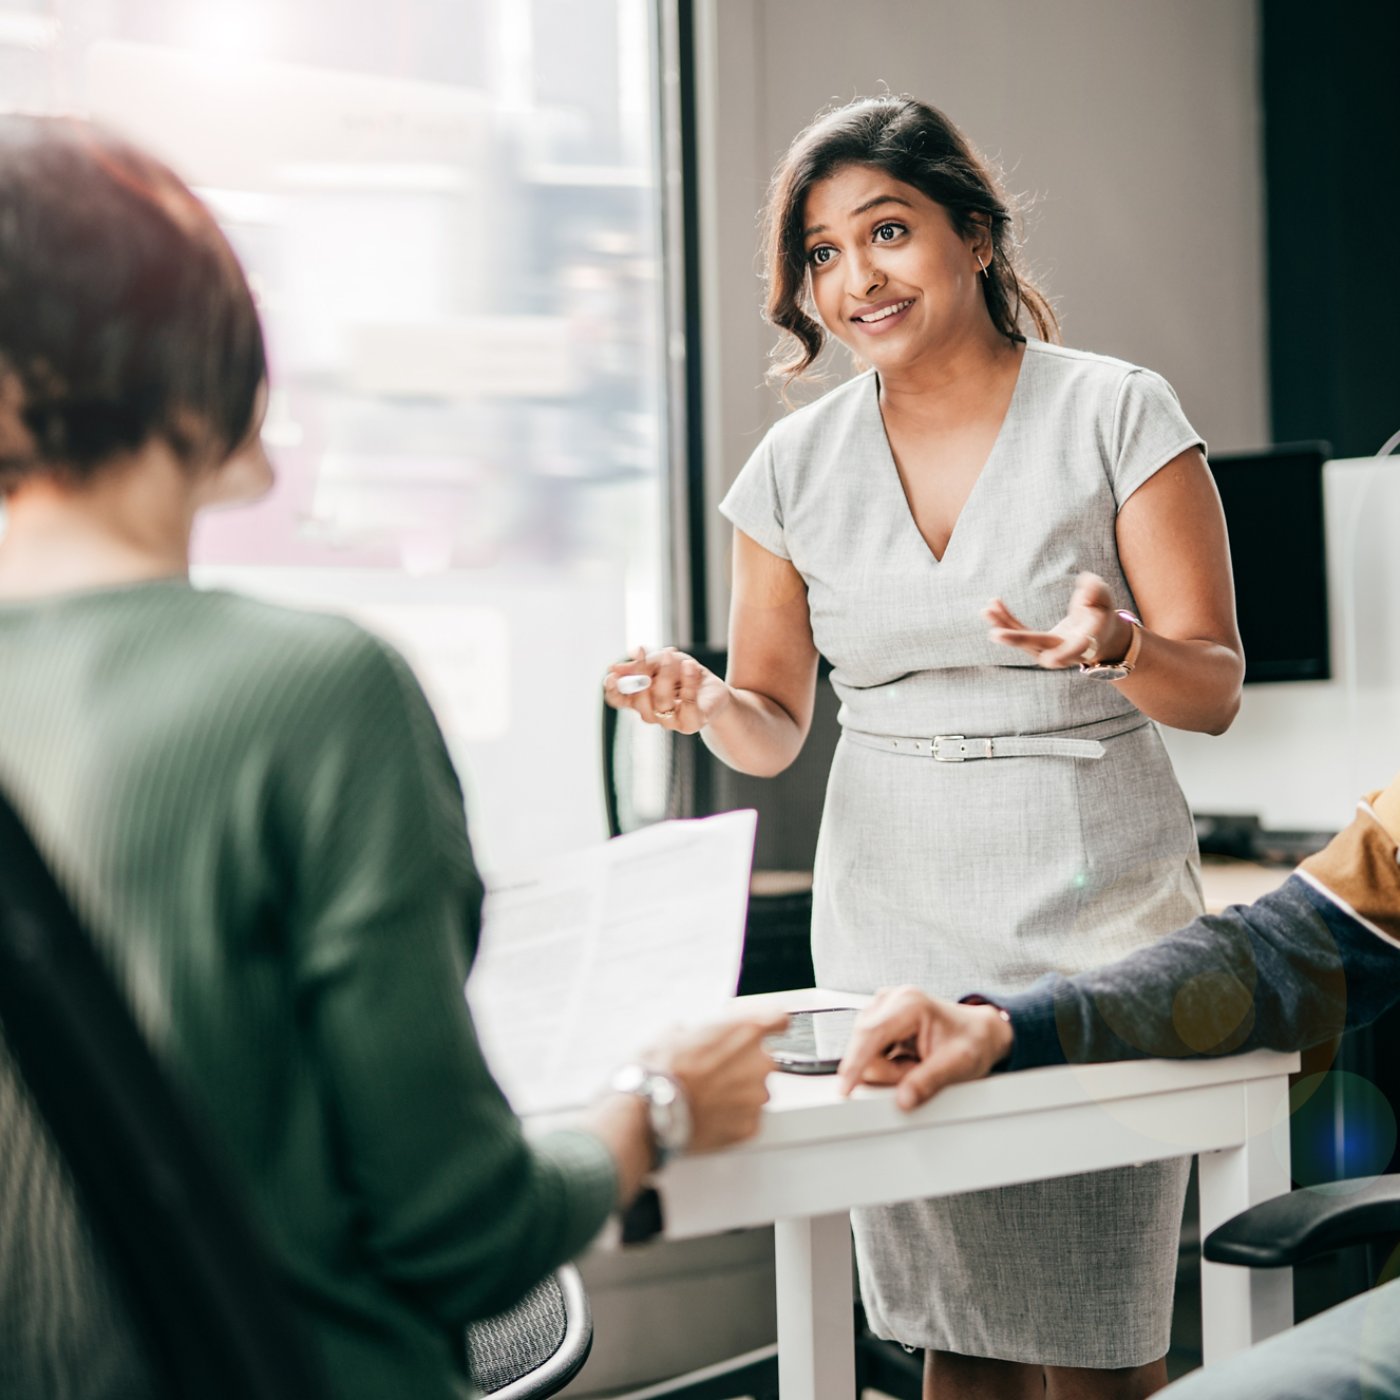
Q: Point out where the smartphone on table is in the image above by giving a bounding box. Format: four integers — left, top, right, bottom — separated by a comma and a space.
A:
766, 1007, 860, 1075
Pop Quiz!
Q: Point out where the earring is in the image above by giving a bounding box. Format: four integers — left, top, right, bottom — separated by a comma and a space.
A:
976, 251, 989, 278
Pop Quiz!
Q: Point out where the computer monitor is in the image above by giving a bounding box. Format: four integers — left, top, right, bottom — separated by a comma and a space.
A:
1207, 442, 1331, 683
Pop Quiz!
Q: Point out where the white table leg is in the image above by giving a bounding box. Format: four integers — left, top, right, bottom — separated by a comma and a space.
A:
774, 1213, 855, 1400
1197, 1076, 1294, 1364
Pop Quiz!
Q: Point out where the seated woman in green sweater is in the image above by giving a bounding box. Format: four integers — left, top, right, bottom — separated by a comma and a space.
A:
0, 116, 781, 1400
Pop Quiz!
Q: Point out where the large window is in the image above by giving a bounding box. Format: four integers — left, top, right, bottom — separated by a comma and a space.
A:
5, 0, 671, 871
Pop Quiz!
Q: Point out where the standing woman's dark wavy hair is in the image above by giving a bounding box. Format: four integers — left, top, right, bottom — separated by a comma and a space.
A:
762, 95, 1059, 385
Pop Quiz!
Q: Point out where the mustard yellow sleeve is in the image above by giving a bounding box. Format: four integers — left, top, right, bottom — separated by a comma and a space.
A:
1298, 783, 1400, 945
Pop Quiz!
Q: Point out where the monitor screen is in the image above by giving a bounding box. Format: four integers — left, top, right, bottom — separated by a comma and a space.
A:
1207, 443, 1330, 683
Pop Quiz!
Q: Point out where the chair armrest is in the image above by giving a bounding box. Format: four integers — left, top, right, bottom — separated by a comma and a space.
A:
1204, 1174, 1400, 1268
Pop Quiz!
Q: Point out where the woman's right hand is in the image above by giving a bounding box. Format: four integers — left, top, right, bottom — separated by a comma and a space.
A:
587, 1010, 786, 1207
603, 646, 733, 735
644, 1011, 787, 1152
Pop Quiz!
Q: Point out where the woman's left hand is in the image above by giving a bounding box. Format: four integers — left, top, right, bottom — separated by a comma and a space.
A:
984, 571, 1131, 670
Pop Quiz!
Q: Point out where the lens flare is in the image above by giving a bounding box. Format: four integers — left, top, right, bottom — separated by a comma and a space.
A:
1286, 1072, 1397, 1188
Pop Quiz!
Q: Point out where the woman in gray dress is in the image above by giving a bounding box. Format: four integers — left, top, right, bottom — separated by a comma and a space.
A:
605, 96, 1243, 1400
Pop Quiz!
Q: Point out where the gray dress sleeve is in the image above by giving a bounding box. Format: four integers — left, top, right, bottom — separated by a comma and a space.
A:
718, 435, 791, 560
1110, 368, 1206, 506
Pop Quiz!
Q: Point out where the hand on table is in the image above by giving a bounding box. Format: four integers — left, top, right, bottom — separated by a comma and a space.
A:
835, 987, 1014, 1111
984, 571, 1132, 670
646, 1011, 788, 1152
603, 646, 732, 735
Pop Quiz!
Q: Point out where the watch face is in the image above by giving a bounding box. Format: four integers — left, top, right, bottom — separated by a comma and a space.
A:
648, 1096, 686, 1152
611, 1065, 691, 1158
1081, 664, 1131, 681
611, 1064, 647, 1096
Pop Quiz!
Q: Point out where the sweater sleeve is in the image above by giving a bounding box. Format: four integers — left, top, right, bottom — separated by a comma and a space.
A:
282, 628, 616, 1326
987, 795, 1400, 1071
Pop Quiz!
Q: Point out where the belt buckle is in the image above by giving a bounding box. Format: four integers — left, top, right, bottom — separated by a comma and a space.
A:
931, 734, 993, 762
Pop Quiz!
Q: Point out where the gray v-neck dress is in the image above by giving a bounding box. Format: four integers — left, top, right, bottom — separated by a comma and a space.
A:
720, 339, 1205, 1367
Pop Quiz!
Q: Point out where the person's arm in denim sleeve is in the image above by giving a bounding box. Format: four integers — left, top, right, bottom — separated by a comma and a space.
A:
995, 791, 1400, 1070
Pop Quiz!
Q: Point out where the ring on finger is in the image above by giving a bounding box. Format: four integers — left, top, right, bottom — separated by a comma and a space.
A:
654, 705, 678, 719
1080, 634, 1099, 663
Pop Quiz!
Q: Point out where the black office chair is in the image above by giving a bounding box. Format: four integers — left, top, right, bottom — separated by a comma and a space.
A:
601, 644, 817, 997
467, 1255, 779, 1400
1205, 1174, 1400, 1273
467, 1264, 594, 1398
0, 787, 326, 1400
601, 644, 729, 838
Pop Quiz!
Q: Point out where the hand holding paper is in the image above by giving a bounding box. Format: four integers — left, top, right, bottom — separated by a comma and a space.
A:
468, 810, 761, 1116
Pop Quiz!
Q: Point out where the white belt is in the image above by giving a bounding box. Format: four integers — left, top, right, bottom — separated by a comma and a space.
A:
842, 717, 1148, 763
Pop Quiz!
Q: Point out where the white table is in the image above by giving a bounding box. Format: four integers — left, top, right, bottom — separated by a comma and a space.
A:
653, 990, 1299, 1399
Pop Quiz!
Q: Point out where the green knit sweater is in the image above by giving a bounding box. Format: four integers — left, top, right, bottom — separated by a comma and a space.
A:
0, 578, 616, 1400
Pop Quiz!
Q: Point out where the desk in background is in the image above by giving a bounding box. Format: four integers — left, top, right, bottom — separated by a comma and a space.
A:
1200, 857, 1292, 914
740, 858, 1297, 1000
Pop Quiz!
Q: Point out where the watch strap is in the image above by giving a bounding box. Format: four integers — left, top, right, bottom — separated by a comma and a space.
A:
1079, 610, 1143, 679
1116, 611, 1145, 670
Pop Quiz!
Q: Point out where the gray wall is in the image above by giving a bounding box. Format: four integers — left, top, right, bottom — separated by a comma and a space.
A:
695, 0, 1269, 638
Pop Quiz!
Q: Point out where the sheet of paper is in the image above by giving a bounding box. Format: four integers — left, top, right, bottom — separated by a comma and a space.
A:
467, 809, 757, 1115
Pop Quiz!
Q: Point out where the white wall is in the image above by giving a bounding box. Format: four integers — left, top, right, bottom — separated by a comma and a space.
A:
695, 0, 1269, 633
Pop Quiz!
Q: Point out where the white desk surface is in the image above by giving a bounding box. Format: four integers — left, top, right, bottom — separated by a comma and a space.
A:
706, 986, 1293, 1145
646, 990, 1299, 1393
528, 987, 1297, 1395
653, 989, 1297, 1239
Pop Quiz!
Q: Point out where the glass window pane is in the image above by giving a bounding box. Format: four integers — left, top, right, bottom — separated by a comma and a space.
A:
10, 0, 668, 872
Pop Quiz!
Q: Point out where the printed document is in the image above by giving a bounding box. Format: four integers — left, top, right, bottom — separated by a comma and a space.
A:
467, 810, 756, 1114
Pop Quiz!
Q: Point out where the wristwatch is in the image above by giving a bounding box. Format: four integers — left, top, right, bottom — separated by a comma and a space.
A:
609, 1064, 692, 1168
1079, 610, 1144, 681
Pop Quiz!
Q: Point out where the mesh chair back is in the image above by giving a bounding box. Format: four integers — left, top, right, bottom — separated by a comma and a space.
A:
466, 1264, 593, 1398
0, 1036, 163, 1397
0, 788, 325, 1400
